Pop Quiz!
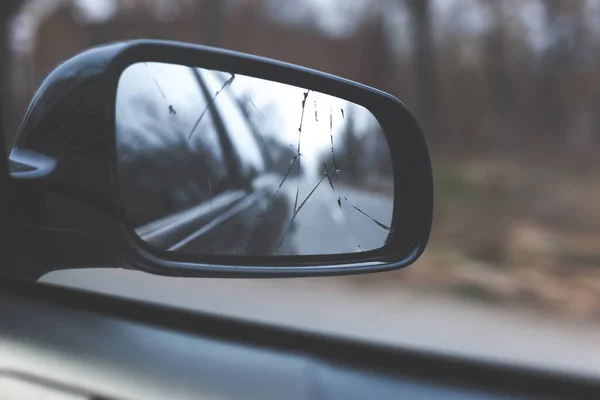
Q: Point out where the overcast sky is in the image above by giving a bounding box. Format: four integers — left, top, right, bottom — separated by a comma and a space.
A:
16, 0, 596, 56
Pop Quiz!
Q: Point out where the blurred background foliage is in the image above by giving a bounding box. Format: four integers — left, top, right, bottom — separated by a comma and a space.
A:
2, 0, 600, 318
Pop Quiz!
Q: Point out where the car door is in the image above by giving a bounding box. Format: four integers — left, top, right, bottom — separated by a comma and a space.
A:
190, 69, 295, 256
116, 63, 249, 254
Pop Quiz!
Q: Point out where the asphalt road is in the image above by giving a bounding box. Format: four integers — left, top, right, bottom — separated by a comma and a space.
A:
278, 180, 393, 254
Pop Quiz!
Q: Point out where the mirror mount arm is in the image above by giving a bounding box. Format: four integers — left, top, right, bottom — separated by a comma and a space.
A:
6, 181, 127, 282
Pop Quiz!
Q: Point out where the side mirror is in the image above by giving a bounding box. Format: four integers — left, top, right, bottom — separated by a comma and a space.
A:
8, 40, 432, 279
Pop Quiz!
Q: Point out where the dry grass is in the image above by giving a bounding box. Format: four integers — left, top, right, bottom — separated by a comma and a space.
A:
353, 156, 600, 320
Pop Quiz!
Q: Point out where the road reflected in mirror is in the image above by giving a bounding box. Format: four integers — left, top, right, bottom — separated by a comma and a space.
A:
116, 62, 394, 256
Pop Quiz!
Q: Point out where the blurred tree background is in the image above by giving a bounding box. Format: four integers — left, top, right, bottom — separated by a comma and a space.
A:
0, 0, 22, 153
3, 0, 600, 317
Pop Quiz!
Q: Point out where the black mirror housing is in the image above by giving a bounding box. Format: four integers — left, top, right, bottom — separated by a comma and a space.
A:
8, 40, 433, 280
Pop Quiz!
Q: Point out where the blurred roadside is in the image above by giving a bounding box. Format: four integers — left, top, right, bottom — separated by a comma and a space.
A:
3, 0, 600, 322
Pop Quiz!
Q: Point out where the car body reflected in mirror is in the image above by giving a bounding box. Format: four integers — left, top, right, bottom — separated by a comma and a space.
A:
116, 62, 394, 257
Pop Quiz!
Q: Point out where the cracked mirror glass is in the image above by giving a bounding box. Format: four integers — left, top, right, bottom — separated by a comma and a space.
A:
116, 62, 394, 256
